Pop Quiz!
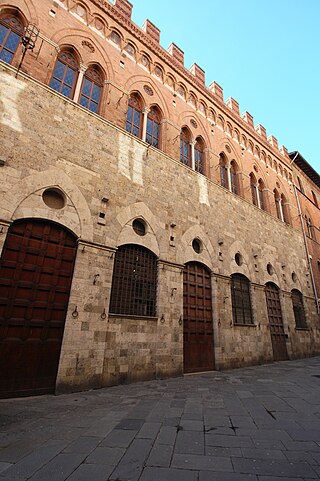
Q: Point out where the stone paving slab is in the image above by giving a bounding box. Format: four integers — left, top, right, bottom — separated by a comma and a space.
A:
1, 357, 320, 480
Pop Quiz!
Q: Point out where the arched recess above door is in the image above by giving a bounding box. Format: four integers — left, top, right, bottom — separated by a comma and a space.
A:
1, 168, 93, 242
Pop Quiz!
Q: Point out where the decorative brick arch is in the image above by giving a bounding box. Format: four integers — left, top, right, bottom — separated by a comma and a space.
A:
177, 109, 211, 151
0, 1, 38, 25
216, 137, 243, 170
124, 74, 170, 120
177, 225, 215, 271
0, 168, 93, 241
115, 202, 162, 256
225, 240, 252, 279
50, 29, 115, 80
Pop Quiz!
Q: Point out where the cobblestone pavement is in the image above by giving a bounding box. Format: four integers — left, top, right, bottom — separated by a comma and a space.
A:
2, 358, 320, 480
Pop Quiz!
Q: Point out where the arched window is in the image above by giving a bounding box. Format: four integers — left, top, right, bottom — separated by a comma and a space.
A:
231, 274, 254, 325
258, 179, 265, 211
312, 191, 318, 208
297, 176, 304, 193
230, 161, 238, 195
146, 106, 161, 148
50, 49, 79, 99
194, 137, 205, 174
292, 289, 307, 328
180, 127, 191, 167
0, 12, 24, 64
126, 93, 143, 138
305, 215, 314, 239
219, 153, 228, 189
109, 244, 157, 317
250, 173, 258, 207
79, 65, 103, 113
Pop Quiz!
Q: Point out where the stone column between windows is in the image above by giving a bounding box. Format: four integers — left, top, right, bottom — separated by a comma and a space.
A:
73, 63, 88, 103
191, 140, 196, 171
277, 198, 284, 222
142, 107, 150, 142
227, 164, 232, 192
256, 184, 261, 209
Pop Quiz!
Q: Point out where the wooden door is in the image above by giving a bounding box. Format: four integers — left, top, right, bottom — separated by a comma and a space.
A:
265, 282, 288, 361
0, 219, 77, 398
183, 262, 214, 373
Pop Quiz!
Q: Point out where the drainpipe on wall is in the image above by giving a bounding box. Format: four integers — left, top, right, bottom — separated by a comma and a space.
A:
293, 183, 320, 315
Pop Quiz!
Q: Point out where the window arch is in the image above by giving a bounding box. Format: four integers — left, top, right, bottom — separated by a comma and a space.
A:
177, 83, 186, 99
71, 2, 88, 23
231, 274, 254, 325
0, 11, 24, 64
226, 122, 232, 136
292, 289, 307, 328
109, 244, 157, 317
305, 215, 314, 239
124, 42, 136, 58
140, 52, 151, 70
180, 127, 191, 167
126, 93, 143, 138
279, 164, 283, 177
312, 190, 318, 208
194, 137, 205, 174
50, 49, 80, 99
230, 160, 239, 195
188, 92, 197, 107
79, 65, 103, 113
217, 115, 224, 129
233, 129, 240, 143
146, 105, 161, 148
219, 153, 229, 189
250, 173, 258, 207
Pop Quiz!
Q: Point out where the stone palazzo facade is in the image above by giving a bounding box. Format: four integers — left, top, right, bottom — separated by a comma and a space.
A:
0, 0, 320, 397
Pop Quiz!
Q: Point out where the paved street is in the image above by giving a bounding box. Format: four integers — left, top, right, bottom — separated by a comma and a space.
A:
1, 358, 320, 480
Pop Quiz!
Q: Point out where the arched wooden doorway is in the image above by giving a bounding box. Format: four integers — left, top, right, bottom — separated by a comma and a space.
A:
183, 262, 214, 373
265, 282, 288, 361
0, 219, 77, 398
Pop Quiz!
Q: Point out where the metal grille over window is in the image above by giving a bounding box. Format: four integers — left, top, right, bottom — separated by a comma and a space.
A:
109, 244, 157, 317
292, 289, 307, 328
231, 274, 254, 325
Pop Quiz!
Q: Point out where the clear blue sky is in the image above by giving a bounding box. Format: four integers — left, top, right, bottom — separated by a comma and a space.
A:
129, 0, 320, 173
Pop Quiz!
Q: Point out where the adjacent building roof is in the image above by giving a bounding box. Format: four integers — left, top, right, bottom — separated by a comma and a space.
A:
289, 151, 320, 188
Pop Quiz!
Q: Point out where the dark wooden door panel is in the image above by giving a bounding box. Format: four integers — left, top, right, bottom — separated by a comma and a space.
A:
0, 219, 77, 398
265, 283, 288, 362
183, 262, 214, 373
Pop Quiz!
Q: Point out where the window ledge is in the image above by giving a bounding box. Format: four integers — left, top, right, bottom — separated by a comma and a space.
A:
295, 327, 309, 331
108, 313, 158, 321
233, 323, 256, 328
